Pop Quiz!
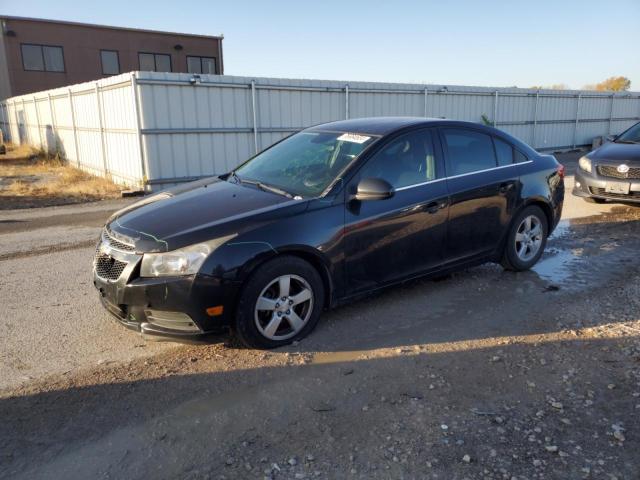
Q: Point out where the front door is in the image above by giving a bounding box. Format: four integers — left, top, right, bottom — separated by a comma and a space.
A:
344, 128, 449, 295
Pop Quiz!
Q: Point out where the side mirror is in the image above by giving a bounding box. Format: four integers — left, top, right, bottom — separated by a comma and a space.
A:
355, 177, 394, 201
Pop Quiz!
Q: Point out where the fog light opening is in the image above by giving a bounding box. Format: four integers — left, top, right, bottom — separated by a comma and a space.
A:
576, 181, 581, 188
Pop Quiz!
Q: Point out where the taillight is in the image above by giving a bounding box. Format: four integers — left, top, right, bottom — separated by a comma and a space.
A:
557, 164, 565, 179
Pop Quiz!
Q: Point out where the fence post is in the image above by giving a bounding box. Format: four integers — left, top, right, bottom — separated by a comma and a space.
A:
608, 93, 614, 134
532, 90, 539, 147
33, 96, 44, 150
95, 82, 109, 176
21, 98, 27, 143
47, 93, 58, 154
345, 85, 350, 119
424, 87, 428, 117
13, 101, 20, 144
130, 73, 148, 188
68, 88, 81, 167
0, 102, 5, 143
573, 93, 581, 149
250, 79, 259, 154
493, 91, 499, 127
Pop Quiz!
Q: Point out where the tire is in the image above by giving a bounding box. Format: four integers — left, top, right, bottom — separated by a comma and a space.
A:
501, 205, 549, 272
583, 197, 606, 204
232, 255, 325, 349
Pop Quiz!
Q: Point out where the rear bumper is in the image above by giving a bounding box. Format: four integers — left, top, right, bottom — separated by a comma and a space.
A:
573, 169, 640, 203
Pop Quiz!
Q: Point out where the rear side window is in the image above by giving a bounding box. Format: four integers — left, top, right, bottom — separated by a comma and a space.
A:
493, 137, 514, 166
358, 129, 437, 189
442, 129, 497, 176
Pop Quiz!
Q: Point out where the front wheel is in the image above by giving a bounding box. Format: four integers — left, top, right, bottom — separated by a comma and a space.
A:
233, 256, 325, 349
501, 206, 548, 271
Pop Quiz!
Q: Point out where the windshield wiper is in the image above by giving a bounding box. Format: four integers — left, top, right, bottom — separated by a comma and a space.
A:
241, 178, 294, 199
615, 140, 640, 144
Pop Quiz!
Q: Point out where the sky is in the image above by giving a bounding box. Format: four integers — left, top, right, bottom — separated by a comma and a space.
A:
2, 0, 639, 90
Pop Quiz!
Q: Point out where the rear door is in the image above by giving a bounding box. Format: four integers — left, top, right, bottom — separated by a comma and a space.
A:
439, 127, 520, 262
343, 128, 449, 294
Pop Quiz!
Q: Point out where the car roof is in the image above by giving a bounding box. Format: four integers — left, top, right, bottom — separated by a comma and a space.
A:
305, 116, 539, 157
306, 117, 438, 136
306, 116, 510, 136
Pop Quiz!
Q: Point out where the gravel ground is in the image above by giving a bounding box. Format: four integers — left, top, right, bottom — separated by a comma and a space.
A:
0, 199, 176, 390
1, 151, 639, 479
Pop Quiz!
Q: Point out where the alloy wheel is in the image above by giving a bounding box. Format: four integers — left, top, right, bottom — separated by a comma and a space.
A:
514, 214, 543, 262
254, 274, 314, 341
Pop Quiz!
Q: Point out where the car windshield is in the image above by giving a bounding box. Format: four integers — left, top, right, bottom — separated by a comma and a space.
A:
616, 123, 640, 143
233, 131, 376, 197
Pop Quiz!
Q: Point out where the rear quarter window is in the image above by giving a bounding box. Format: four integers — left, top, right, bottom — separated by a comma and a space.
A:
493, 137, 514, 166
514, 149, 529, 163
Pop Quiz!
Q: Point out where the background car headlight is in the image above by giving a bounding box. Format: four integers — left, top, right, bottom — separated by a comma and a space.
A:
140, 234, 236, 277
578, 156, 592, 173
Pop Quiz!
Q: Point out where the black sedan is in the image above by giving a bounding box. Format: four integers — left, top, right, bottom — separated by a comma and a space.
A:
93, 117, 564, 348
573, 121, 640, 203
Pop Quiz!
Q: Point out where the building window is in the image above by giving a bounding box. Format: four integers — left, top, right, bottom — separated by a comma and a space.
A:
187, 56, 217, 74
100, 50, 120, 75
138, 52, 171, 72
21, 44, 65, 72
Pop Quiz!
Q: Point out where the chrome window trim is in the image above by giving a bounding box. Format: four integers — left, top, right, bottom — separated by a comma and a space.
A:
393, 160, 533, 192
446, 160, 533, 180
395, 178, 446, 191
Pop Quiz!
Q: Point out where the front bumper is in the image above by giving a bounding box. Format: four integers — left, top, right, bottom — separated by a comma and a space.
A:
92, 245, 238, 338
573, 168, 640, 203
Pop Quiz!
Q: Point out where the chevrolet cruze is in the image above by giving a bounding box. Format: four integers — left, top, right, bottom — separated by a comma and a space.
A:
573, 121, 640, 203
93, 117, 564, 348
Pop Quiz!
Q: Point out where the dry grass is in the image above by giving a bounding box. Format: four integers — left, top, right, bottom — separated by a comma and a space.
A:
0, 144, 122, 209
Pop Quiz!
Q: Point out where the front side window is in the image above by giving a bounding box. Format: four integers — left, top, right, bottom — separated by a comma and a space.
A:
138, 53, 172, 72
101, 50, 120, 75
358, 129, 437, 188
442, 128, 497, 176
234, 131, 376, 197
21, 44, 64, 72
187, 56, 216, 74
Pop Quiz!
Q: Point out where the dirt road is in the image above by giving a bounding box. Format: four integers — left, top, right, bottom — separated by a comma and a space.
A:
1, 152, 639, 479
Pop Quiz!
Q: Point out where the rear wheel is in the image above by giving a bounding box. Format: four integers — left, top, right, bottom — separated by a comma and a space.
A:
501, 205, 548, 271
583, 197, 606, 204
233, 256, 325, 349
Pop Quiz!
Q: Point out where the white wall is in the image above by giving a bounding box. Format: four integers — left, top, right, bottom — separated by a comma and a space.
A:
2, 72, 640, 191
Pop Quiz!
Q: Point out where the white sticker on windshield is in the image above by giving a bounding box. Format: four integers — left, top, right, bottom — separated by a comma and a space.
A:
337, 133, 371, 144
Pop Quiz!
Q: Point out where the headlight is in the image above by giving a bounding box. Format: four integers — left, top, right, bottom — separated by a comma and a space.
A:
140, 234, 236, 277
578, 156, 592, 173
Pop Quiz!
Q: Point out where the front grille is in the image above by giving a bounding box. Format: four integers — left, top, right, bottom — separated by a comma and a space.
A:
597, 165, 640, 180
94, 253, 128, 280
589, 187, 640, 200
103, 228, 135, 252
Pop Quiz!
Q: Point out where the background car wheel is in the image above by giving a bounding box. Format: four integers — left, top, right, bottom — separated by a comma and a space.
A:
501, 205, 549, 272
583, 197, 606, 204
233, 255, 325, 349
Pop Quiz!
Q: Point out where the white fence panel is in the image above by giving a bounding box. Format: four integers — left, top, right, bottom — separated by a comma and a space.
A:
2, 72, 640, 191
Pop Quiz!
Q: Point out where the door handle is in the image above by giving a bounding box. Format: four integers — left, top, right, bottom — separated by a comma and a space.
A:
425, 200, 447, 214
499, 182, 514, 194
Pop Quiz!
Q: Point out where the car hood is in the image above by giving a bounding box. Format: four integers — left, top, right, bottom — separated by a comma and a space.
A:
107, 178, 304, 252
589, 142, 640, 164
